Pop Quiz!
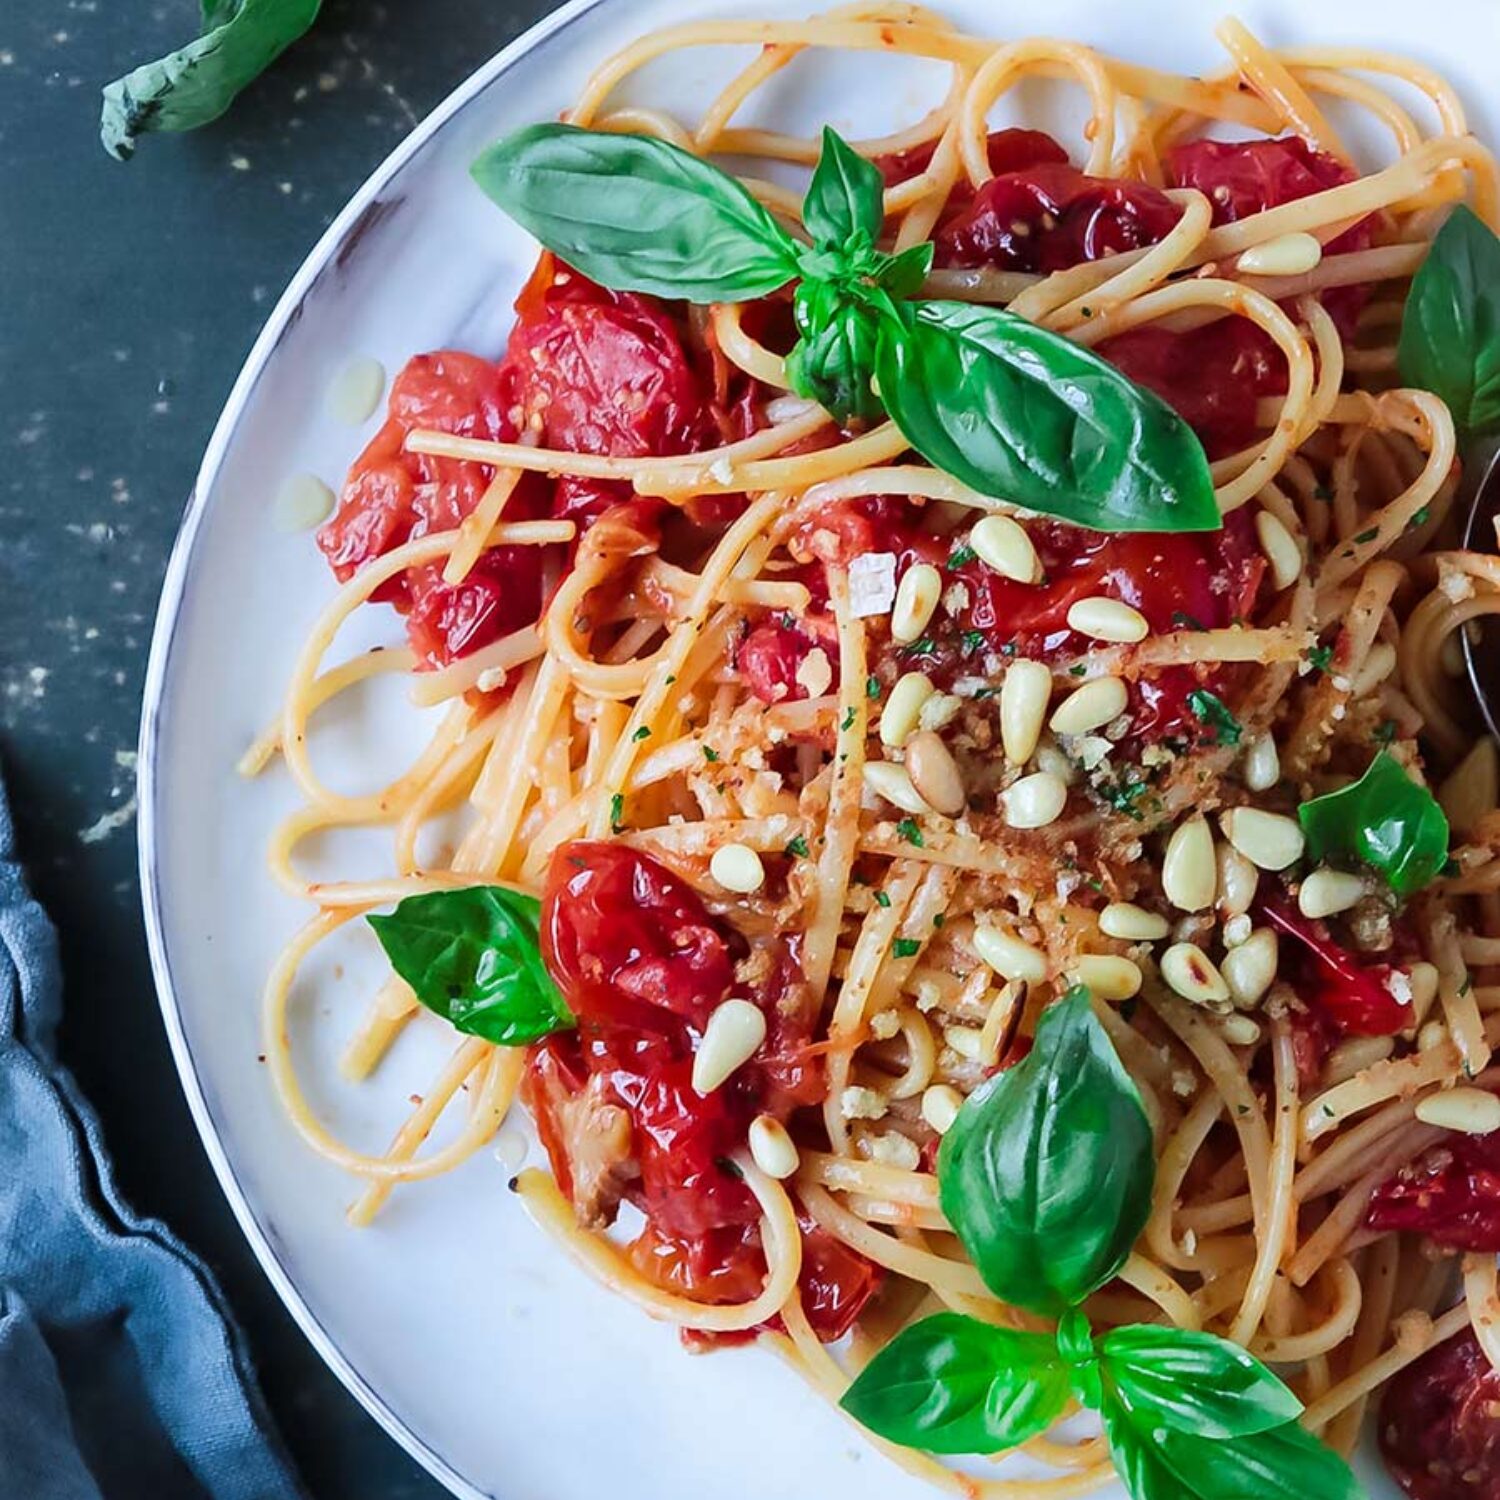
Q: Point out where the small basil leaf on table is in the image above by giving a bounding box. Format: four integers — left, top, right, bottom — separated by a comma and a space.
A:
101, 0, 322, 160
1099, 1325, 1302, 1439
802, 126, 887, 249
839, 1313, 1071, 1454
367, 886, 574, 1046
1297, 750, 1449, 897
1102, 1398, 1363, 1500
788, 278, 885, 423
470, 125, 800, 303
1397, 205, 1500, 437
875, 301, 1221, 533
937, 986, 1154, 1314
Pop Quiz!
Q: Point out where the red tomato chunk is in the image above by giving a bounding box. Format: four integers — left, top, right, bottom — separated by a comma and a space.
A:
1367, 1118, 1500, 1252
1380, 1328, 1500, 1500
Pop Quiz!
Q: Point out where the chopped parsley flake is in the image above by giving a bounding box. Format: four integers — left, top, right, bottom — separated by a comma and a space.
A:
703, 746, 720, 763
1405, 506, 1430, 532
961, 629, 986, 655
609, 793, 624, 832
842, 706, 857, 731
893, 937, 921, 958
946, 544, 977, 571
874, 890, 892, 908
866, 674, 881, 700
784, 834, 810, 859
999, 641, 1018, 657
1170, 610, 1207, 632
1068, 663, 1087, 676
1187, 688, 1242, 746
896, 818, 924, 847
933, 913, 945, 928
1306, 644, 1333, 674
1354, 527, 1379, 545
632, 726, 651, 742
903, 637, 936, 658
1101, 777, 1150, 821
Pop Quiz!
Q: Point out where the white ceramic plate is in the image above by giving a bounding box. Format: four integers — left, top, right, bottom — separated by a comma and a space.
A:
139, 2, 1500, 1495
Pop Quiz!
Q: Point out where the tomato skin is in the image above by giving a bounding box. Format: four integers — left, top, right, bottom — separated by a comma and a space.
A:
542, 843, 735, 1030
1380, 1328, 1500, 1500
1367, 1120, 1500, 1251
1257, 896, 1411, 1036
876, 127, 1068, 188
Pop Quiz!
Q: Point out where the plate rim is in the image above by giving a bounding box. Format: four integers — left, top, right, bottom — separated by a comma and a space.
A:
134, 3, 612, 1495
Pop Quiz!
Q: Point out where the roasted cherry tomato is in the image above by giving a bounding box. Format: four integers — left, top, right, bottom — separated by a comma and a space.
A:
542, 843, 735, 1029
1380, 1327, 1500, 1500
877, 126, 1069, 188
1367, 1116, 1500, 1251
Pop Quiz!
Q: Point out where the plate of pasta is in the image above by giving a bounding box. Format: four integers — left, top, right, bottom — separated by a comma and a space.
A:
139, 0, 1500, 1497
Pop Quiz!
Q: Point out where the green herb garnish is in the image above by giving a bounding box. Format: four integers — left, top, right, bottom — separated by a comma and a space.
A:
1186, 689, 1242, 746
896, 818, 924, 846
892, 937, 921, 958
784, 834, 810, 859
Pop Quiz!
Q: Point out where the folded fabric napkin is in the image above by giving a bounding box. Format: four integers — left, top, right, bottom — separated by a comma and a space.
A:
0, 781, 303, 1500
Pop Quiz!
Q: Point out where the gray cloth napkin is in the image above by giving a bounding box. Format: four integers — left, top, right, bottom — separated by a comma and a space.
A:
0, 782, 303, 1500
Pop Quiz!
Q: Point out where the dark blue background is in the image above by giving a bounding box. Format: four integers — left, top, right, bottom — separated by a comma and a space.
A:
1, 4, 564, 1493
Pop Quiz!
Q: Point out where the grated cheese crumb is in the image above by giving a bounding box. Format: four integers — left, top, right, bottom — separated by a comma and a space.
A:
840, 1086, 889, 1121
913, 980, 942, 1012
796, 648, 833, 698
708, 457, 735, 485
870, 1008, 901, 1040
860, 1131, 921, 1170
848, 551, 898, 617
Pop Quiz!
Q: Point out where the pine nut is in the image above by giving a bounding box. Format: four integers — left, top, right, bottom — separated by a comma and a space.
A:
1221, 807, 1305, 871
1218, 1013, 1263, 1047
1223, 913, 1253, 948
879, 671, 935, 748
891, 563, 941, 643
747, 1115, 800, 1179
864, 759, 934, 816
1417, 1019, 1449, 1052
918, 692, 963, 734
1324, 1035, 1395, 1086
906, 731, 966, 816
970, 515, 1041, 583
1439, 737, 1498, 836
1099, 902, 1170, 942
921, 1083, 964, 1135
943, 1024, 984, 1060
709, 843, 766, 894
692, 999, 767, 1094
1069, 954, 1143, 1000
1000, 659, 1052, 764
1298, 867, 1366, 920
1243, 733, 1280, 792
1216, 841, 1260, 918
1050, 675, 1128, 736
1067, 596, 1149, 643
1222, 928, 1278, 1009
1001, 770, 1068, 829
1163, 816, 1216, 912
1161, 943, 1231, 1006
972, 924, 1048, 982
1408, 961, 1441, 1026
1415, 1087, 1500, 1135
1236, 231, 1323, 277
1034, 743, 1076, 784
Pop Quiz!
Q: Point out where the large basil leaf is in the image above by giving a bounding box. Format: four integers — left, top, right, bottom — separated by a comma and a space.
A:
1397, 206, 1500, 437
787, 278, 885, 423
1103, 1399, 1363, 1500
876, 301, 1220, 532
802, 127, 886, 249
1100, 1326, 1301, 1440
470, 125, 799, 303
1298, 751, 1449, 898
840, 1313, 1070, 1454
937, 987, 1154, 1314
101, 0, 321, 160
367, 887, 574, 1046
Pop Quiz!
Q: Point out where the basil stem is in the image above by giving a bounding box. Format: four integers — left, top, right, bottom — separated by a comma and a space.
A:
470, 124, 800, 303
1397, 205, 1500, 437
937, 986, 1154, 1314
367, 886, 574, 1046
101, 0, 322, 160
839, 1313, 1070, 1454
876, 300, 1221, 532
1298, 750, 1450, 898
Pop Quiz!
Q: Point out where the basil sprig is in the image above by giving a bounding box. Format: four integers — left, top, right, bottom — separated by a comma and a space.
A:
367, 886, 574, 1046
470, 124, 1220, 533
840, 988, 1362, 1500
1397, 206, 1500, 437
1298, 750, 1450, 898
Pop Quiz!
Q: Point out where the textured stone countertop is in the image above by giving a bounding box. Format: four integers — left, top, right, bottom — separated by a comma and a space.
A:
1, 3, 563, 1493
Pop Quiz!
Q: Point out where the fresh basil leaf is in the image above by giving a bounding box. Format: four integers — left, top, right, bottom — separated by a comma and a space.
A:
367, 887, 574, 1046
802, 127, 886, 250
1101, 1325, 1301, 1440
1397, 206, 1500, 437
1298, 750, 1449, 898
937, 987, 1154, 1314
839, 1313, 1070, 1455
787, 278, 884, 422
470, 125, 799, 303
876, 301, 1220, 533
875, 241, 935, 300
1103, 1399, 1363, 1500
101, 0, 321, 160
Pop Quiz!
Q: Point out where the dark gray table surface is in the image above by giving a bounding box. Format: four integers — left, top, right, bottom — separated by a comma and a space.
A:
1, 3, 566, 1494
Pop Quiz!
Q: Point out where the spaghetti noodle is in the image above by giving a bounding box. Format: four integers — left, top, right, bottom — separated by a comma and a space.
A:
247, 9, 1500, 1496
